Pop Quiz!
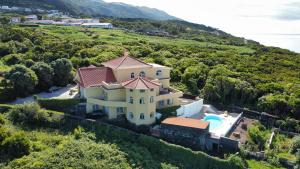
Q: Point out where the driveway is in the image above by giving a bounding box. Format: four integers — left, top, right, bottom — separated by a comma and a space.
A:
10, 85, 78, 105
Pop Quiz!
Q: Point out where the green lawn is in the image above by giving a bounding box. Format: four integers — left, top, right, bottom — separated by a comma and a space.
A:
247, 160, 285, 169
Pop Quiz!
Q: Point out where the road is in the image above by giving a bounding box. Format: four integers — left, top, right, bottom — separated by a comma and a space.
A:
10, 85, 78, 105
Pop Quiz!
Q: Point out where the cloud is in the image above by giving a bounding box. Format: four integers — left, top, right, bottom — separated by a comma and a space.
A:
275, 2, 300, 21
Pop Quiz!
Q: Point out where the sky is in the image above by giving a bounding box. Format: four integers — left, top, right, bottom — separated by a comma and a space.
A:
104, 0, 300, 52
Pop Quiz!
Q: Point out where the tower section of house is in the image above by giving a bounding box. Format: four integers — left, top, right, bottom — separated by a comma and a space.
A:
75, 51, 183, 126
122, 77, 160, 125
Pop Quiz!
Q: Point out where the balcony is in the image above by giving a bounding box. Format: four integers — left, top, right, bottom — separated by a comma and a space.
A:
87, 98, 127, 107
156, 87, 183, 101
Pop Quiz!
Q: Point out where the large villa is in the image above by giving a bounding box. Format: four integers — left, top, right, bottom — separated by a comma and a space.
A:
75, 51, 183, 125
75, 51, 243, 151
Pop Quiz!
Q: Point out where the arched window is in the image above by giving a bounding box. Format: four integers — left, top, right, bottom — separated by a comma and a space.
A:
129, 96, 133, 104
139, 71, 145, 77
150, 96, 154, 103
156, 70, 162, 76
131, 72, 135, 78
140, 97, 145, 104
150, 112, 155, 118
140, 113, 145, 120
128, 112, 134, 119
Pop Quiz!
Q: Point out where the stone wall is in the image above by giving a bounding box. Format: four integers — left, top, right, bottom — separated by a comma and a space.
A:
158, 124, 209, 150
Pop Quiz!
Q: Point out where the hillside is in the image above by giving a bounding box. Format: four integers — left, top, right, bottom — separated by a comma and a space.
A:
0, 103, 244, 169
0, 0, 178, 20
0, 24, 299, 119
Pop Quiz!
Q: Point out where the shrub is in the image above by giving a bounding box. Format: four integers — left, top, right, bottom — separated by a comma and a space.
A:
37, 98, 81, 113
50, 58, 73, 86
4, 64, 38, 97
0, 114, 5, 125
8, 103, 50, 126
0, 126, 9, 143
1, 132, 31, 159
0, 104, 12, 113
31, 62, 54, 90
290, 136, 300, 154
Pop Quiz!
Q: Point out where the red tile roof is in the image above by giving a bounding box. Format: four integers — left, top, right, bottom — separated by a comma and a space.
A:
122, 76, 160, 89
77, 66, 116, 88
162, 117, 209, 130
102, 51, 152, 69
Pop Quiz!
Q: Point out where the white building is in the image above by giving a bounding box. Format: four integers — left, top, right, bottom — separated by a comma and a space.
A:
10, 17, 21, 23
62, 18, 99, 24
81, 23, 114, 29
25, 15, 38, 21
1, 6, 10, 10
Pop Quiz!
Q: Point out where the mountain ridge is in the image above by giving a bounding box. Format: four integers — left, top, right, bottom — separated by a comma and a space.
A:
0, 0, 179, 20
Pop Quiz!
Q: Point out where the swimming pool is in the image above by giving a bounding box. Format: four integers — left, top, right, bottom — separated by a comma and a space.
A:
204, 115, 223, 131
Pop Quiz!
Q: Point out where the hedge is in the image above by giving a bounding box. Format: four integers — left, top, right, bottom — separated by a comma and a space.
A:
37, 98, 82, 113
0, 104, 13, 113
73, 118, 244, 169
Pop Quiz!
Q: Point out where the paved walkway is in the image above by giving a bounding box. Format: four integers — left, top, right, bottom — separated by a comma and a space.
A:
10, 85, 78, 105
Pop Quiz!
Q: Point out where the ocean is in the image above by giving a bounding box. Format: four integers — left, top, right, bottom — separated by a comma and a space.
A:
244, 34, 300, 53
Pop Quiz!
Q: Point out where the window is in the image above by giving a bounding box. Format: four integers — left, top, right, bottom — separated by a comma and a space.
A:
117, 107, 124, 113
93, 104, 100, 111
131, 72, 135, 78
129, 96, 133, 104
140, 113, 145, 120
130, 89, 133, 92
150, 88, 154, 92
159, 100, 164, 106
140, 89, 145, 93
139, 71, 145, 77
167, 99, 172, 105
150, 96, 154, 103
140, 97, 145, 104
156, 70, 162, 76
150, 112, 155, 118
128, 112, 134, 119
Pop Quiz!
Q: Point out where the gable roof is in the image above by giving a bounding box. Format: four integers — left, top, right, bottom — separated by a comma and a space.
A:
122, 76, 160, 89
162, 117, 209, 130
77, 66, 116, 88
102, 51, 152, 69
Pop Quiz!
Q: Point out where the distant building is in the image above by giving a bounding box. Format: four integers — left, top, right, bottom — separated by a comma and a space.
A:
10, 17, 21, 23
24, 8, 32, 12
49, 10, 59, 14
27, 20, 54, 25
1, 6, 10, 10
62, 18, 99, 24
81, 23, 113, 29
25, 15, 38, 21
11, 7, 20, 11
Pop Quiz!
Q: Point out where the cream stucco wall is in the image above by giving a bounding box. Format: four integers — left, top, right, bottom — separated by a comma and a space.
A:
125, 88, 157, 125
81, 63, 183, 125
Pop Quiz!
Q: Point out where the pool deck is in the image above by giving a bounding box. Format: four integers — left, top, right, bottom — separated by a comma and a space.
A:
180, 104, 242, 138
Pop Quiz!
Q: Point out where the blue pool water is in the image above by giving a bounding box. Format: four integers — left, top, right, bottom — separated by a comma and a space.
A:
204, 115, 223, 131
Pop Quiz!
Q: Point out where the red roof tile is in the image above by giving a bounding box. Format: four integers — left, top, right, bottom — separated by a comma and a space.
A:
102, 51, 152, 69
122, 76, 160, 89
77, 66, 116, 88
162, 117, 209, 130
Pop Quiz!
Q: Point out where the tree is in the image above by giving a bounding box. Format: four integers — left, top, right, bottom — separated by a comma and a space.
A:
50, 58, 74, 86
247, 123, 268, 151
2, 53, 23, 65
31, 62, 54, 90
0, 17, 10, 25
1, 132, 31, 159
0, 43, 10, 57
5, 65, 38, 97
290, 136, 300, 154
182, 63, 209, 89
